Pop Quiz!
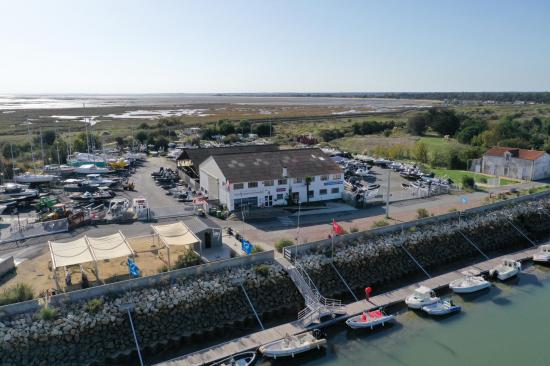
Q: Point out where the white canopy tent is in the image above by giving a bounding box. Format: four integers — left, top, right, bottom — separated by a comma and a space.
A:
151, 221, 201, 268
48, 231, 135, 289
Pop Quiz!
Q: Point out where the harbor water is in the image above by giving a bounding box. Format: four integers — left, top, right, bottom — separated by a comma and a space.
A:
258, 263, 550, 366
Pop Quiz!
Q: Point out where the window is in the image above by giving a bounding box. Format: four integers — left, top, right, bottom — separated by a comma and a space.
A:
294, 177, 303, 184
276, 193, 284, 200
331, 187, 340, 194
309, 176, 316, 182
233, 183, 244, 190
248, 182, 258, 188
277, 179, 287, 185
308, 190, 314, 198
263, 180, 274, 186
332, 174, 342, 180
319, 189, 328, 195
320, 175, 329, 181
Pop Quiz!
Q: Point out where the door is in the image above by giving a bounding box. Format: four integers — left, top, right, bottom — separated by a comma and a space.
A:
204, 231, 212, 249
264, 195, 273, 207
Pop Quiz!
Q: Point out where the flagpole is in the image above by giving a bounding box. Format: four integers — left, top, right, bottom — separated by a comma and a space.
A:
331, 218, 334, 260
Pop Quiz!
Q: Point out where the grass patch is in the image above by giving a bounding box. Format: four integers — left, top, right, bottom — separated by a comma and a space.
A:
275, 239, 294, 253
37, 305, 57, 321
0, 283, 34, 306
430, 168, 519, 186
371, 220, 390, 228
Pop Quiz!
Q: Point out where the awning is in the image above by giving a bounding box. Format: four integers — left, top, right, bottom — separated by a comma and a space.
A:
86, 231, 134, 261
152, 221, 200, 248
49, 237, 95, 269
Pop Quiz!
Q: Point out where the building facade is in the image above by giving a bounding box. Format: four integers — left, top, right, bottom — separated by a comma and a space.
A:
480, 147, 550, 181
198, 148, 344, 211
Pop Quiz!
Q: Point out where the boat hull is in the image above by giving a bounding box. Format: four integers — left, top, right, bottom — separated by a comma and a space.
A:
346, 314, 395, 329
449, 279, 491, 294
405, 296, 439, 309
533, 254, 550, 263
259, 337, 326, 358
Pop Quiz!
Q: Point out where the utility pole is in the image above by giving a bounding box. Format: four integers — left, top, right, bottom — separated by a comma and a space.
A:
385, 170, 391, 219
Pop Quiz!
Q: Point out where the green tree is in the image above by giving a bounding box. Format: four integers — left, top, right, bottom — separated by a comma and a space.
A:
42, 130, 56, 145
413, 141, 428, 163
407, 114, 428, 135
426, 109, 461, 136
253, 122, 273, 137
135, 131, 148, 143
239, 120, 251, 134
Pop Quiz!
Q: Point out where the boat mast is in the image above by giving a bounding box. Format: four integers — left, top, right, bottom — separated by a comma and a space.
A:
55, 128, 61, 165
39, 127, 46, 167
9, 142, 15, 182
26, 121, 37, 173
84, 103, 91, 155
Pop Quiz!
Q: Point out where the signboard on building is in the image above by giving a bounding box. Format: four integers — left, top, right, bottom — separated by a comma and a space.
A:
324, 180, 343, 186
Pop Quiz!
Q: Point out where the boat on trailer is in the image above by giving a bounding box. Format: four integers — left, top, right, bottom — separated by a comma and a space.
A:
209, 351, 256, 366
346, 309, 395, 329
259, 330, 326, 359
422, 299, 461, 316
449, 274, 491, 294
489, 259, 521, 281
405, 286, 439, 309
15, 172, 58, 183
533, 245, 550, 264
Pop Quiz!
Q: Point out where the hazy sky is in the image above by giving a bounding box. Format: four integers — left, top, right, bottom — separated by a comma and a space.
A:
0, 0, 549, 93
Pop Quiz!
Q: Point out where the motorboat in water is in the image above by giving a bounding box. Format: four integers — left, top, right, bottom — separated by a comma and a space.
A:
533, 245, 550, 263
346, 309, 395, 330
405, 286, 440, 309
14, 172, 58, 183
259, 330, 326, 359
422, 299, 461, 316
489, 259, 521, 281
449, 274, 491, 294
74, 164, 111, 174
208, 351, 256, 366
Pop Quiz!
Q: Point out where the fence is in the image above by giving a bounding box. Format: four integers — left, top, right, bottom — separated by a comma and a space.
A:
0, 249, 275, 318
0, 218, 69, 245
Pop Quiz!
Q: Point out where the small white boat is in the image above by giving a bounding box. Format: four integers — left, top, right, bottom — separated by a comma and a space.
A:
533, 245, 550, 263
449, 274, 491, 294
75, 164, 111, 174
15, 172, 58, 183
210, 351, 256, 366
422, 299, 461, 316
259, 330, 326, 359
489, 259, 521, 281
405, 286, 439, 309
355, 168, 370, 177
346, 309, 395, 329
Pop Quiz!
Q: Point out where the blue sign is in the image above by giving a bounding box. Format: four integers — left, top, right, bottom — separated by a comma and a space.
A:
241, 239, 253, 255
460, 196, 468, 204
324, 180, 343, 186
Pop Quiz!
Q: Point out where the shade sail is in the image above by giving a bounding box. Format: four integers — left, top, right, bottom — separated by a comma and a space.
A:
152, 221, 200, 248
49, 237, 95, 269
86, 232, 134, 261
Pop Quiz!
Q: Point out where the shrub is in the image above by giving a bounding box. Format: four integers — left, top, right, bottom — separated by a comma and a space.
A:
251, 245, 264, 254
253, 264, 270, 276
275, 239, 294, 253
350, 226, 359, 233
371, 220, 389, 228
37, 306, 57, 321
448, 207, 458, 212
157, 264, 169, 273
462, 176, 475, 190
0, 283, 34, 306
416, 208, 430, 219
479, 176, 488, 184
174, 250, 201, 269
85, 298, 103, 314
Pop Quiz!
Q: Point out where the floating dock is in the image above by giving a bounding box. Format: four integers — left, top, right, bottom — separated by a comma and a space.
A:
157, 246, 539, 366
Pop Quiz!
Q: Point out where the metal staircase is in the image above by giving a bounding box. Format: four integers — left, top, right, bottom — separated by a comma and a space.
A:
281, 249, 345, 326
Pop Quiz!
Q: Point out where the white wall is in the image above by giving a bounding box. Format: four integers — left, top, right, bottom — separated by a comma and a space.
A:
533, 154, 550, 180
482, 154, 550, 181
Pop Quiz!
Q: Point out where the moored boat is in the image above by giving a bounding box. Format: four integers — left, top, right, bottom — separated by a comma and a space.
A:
449, 274, 491, 294
422, 299, 461, 316
346, 309, 395, 329
208, 351, 256, 366
405, 286, 439, 309
533, 245, 550, 263
489, 259, 521, 281
259, 330, 326, 359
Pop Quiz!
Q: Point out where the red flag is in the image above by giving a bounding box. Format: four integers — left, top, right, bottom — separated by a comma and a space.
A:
332, 219, 344, 235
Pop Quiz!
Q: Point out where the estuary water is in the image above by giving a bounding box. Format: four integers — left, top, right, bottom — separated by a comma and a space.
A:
258, 263, 550, 366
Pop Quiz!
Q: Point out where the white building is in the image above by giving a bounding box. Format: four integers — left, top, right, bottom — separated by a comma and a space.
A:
199, 148, 344, 211
480, 147, 550, 181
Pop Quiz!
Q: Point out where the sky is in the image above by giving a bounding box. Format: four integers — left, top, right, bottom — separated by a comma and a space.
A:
0, 0, 549, 94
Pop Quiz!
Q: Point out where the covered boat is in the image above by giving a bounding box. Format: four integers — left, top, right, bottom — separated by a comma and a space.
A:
422, 299, 461, 316
346, 309, 395, 330
449, 274, 491, 294
15, 172, 58, 183
533, 245, 550, 263
489, 259, 521, 281
259, 330, 326, 359
405, 286, 439, 309
75, 164, 111, 174
209, 351, 256, 366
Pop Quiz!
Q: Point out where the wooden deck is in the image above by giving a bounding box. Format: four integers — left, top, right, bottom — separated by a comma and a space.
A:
156, 246, 539, 366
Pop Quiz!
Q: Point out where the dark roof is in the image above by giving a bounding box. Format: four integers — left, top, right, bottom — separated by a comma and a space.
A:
484, 147, 546, 161
177, 144, 279, 168
207, 148, 343, 183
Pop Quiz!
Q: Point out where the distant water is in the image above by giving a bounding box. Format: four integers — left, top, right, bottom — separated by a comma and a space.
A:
0, 94, 435, 110
258, 264, 550, 366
